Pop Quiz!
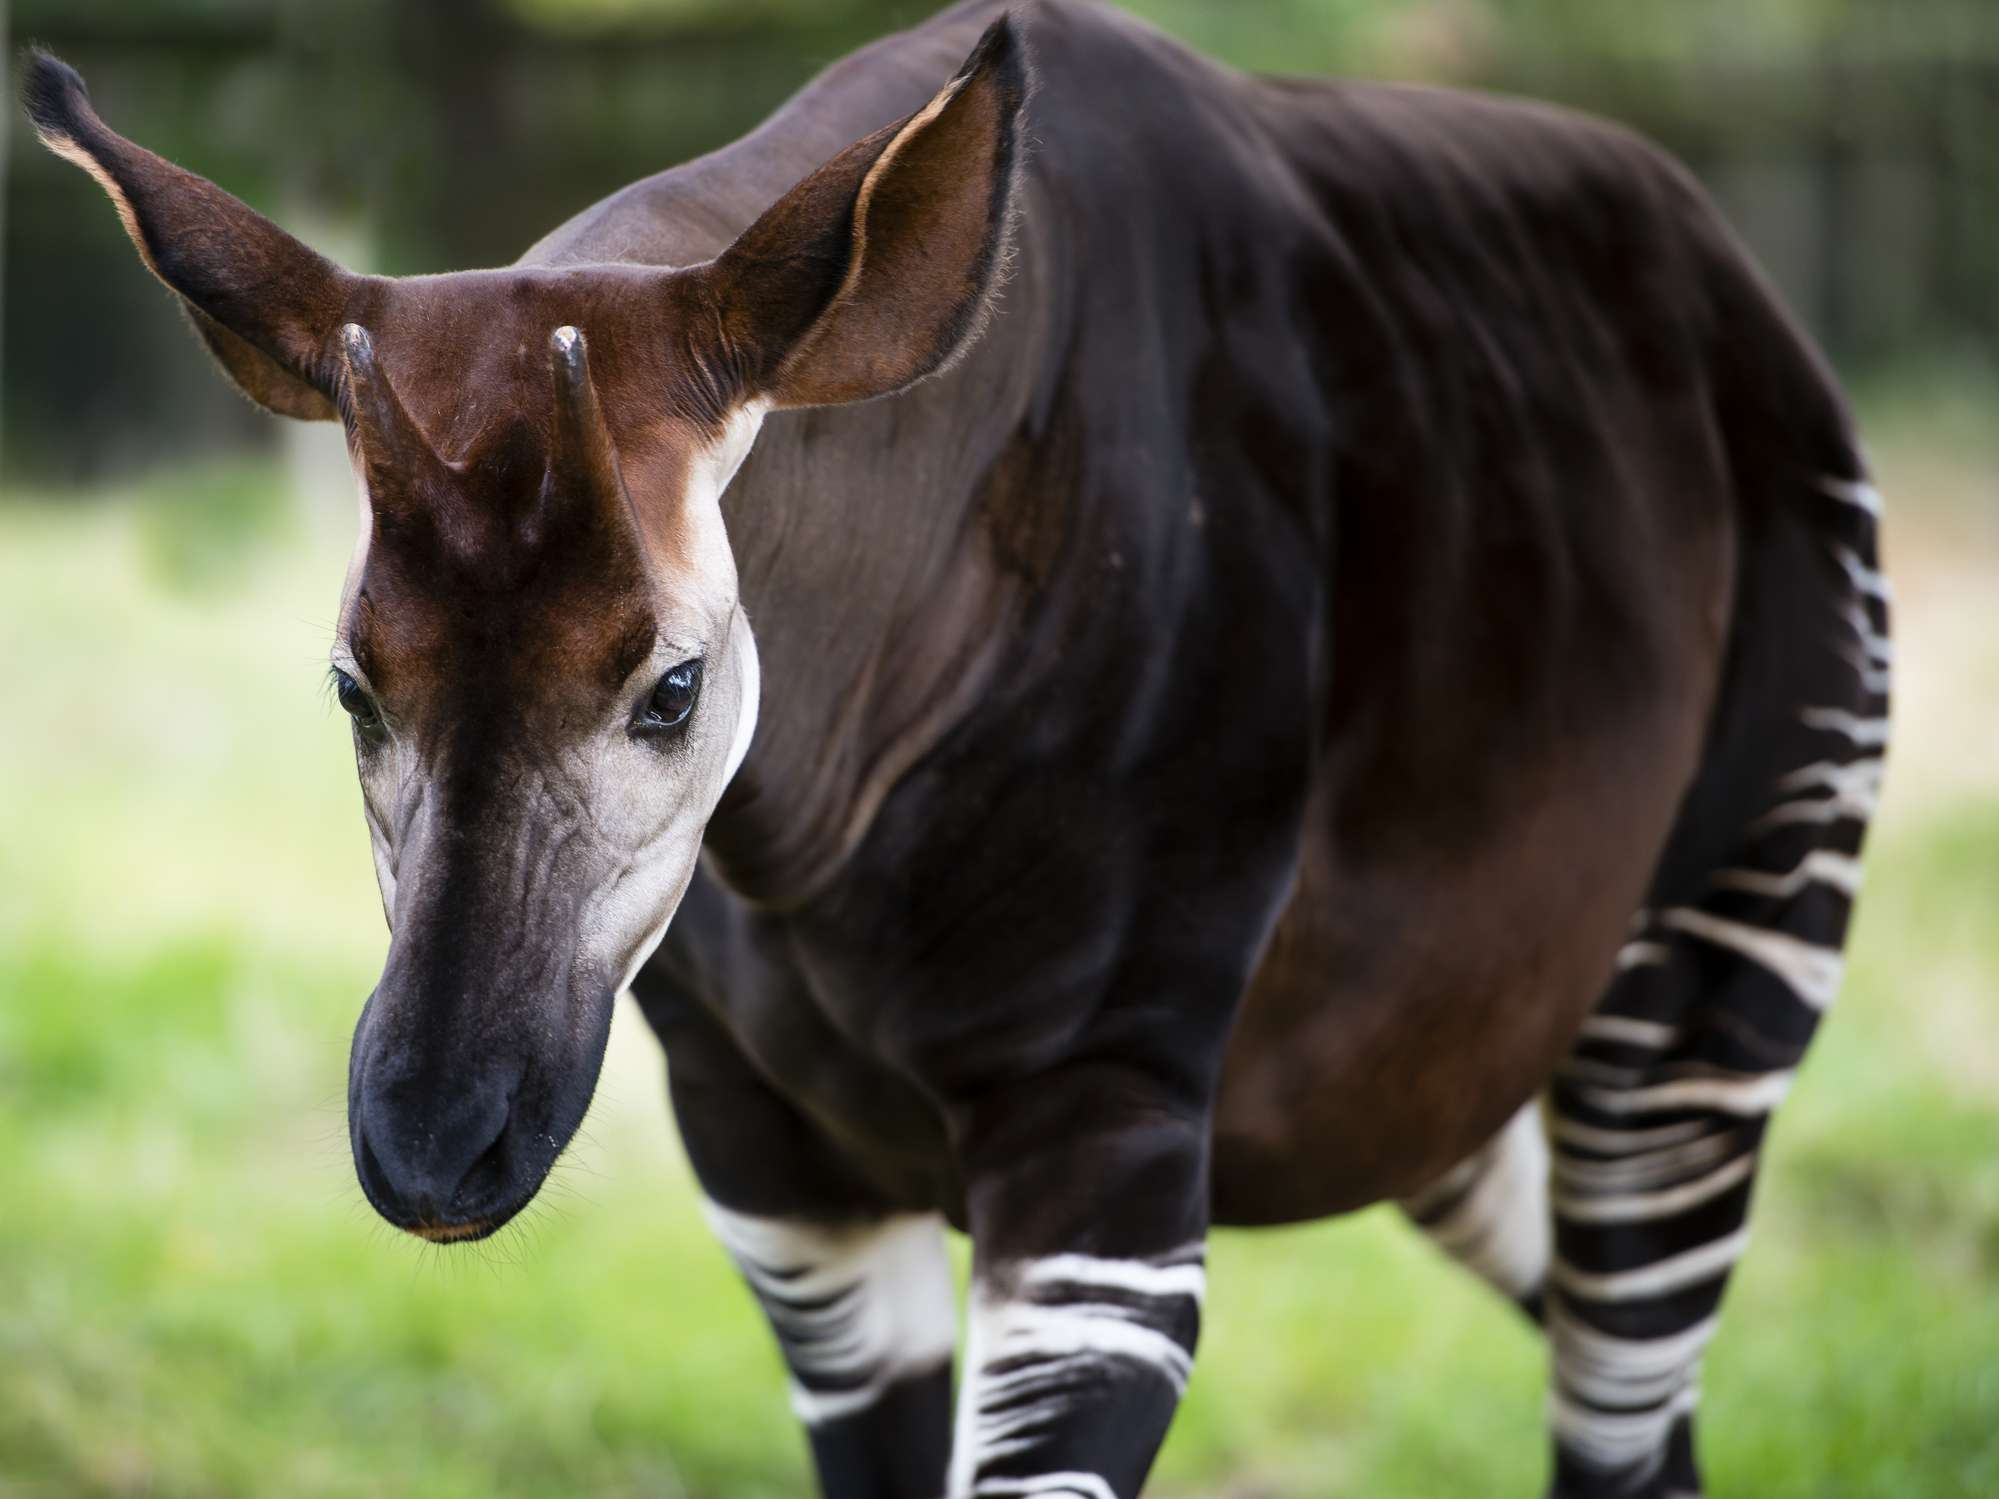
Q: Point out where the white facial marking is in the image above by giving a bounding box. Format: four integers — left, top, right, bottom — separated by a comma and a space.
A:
339, 399, 773, 988
722, 607, 761, 791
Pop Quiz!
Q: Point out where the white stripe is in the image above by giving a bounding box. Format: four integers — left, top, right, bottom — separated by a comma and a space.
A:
1837, 599, 1894, 666
1843, 658, 1894, 696
1835, 599, 1894, 693
1751, 797, 1874, 833
974, 1475, 1118, 1499
1751, 757, 1882, 831
1575, 1068, 1794, 1118
1829, 542, 1892, 603
1580, 1014, 1678, 1050
1778, 756, 1884, 800
979, 1301, 1194, 1393
1658, 907, 1844, 1009
1551, 1303, 1716, 1477
1552, 1151, 1756, 1224
1710, 850, 1863, 899
701, 1204, 955, 1427
1819, 476, 1883, 516
950, 1250, 1202, 1494
1400, 1151, 1482, 1217
1020, 1249, 1207, 1307
1617, 939, 1671, 972
1551, 1307, 1720, 1408
1551, 1227, 1751, 1302
1408, 1102, 1549, 1299
1549, 1383, 1700, 1475
1551, 1116, 1709, 1155
1799, 706, 1890, 748
1558, 1056, 1647, 1088
1556, 1130, 1740, 1196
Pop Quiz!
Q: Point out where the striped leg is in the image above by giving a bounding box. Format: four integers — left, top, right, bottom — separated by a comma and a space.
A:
638, 932, 967, 1499
1541, 468, 1886, 1497
1400, 1098, 1551, 1321
1546, 614, 1882, 1494
1544, 1089, 1761, 1499
949, 1243, 1206, 1499
946, 1072, 1211, 1499
703, 1203, 959, 1498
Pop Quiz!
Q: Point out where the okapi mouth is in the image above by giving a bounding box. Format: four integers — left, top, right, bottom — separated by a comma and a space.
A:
349, 1098, 567, 1246
410, 1217, 501, 1244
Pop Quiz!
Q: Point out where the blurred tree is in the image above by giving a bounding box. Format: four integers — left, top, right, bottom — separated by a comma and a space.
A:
5, 0, 1995, 481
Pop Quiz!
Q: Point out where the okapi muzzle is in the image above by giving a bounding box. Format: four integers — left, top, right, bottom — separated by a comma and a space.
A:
23, 20, 1027, 1243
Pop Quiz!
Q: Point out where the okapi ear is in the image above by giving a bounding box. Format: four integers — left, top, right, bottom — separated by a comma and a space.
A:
703, 15, 1030, 410
20, 48, 350, 420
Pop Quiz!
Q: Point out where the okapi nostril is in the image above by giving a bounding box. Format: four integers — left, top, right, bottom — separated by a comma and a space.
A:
355, 1127, 394, 1207
451, 1116, 514, 1215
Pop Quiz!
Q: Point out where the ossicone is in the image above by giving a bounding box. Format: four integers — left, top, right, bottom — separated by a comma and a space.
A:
545, 325, 626, 503
339, 323, 449, 501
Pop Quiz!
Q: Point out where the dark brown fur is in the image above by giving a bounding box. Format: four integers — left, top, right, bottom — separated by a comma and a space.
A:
25, 6, 1879, 1493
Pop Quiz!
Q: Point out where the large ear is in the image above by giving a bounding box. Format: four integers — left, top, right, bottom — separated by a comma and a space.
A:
702, 15, 1031, 410
20, 48, 351, 420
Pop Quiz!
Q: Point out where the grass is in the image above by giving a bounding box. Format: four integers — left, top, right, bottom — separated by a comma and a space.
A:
2, 386, 1996, 1498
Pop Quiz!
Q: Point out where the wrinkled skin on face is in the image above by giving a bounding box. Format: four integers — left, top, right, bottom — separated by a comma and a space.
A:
335, 349, 764, 1238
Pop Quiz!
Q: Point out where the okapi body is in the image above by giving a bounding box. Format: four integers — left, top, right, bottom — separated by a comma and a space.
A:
26, 2, 1888, 1494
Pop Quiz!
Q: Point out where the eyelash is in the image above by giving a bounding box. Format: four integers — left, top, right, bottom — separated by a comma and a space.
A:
331, 666, 387, 746
633, 659, 703, 739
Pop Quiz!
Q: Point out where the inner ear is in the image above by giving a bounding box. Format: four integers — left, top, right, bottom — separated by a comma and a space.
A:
700, 15, 1031, 410
189, 308, 339, 421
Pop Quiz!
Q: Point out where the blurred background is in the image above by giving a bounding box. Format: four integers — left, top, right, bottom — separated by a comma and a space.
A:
2, 1, 1995, 1495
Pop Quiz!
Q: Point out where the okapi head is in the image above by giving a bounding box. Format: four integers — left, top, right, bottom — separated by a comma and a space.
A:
22, 21, 1028, 1241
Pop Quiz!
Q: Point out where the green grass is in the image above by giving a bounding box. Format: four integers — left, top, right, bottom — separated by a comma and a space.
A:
2, 402, 1996, 1498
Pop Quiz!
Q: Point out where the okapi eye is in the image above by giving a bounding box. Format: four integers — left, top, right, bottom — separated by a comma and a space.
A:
332, 667, 386, 745
636, 659, 702, 737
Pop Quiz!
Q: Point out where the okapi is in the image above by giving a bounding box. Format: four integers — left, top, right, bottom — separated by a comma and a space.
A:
24, 1, 1888, 1494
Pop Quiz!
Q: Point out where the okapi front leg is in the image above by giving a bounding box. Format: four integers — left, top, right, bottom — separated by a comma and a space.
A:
643, 971, 960, 1499
948, 1079, 1210, 1499
703, 1205, 958, 1498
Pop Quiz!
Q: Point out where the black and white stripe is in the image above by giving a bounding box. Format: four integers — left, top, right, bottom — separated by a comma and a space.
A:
1401, 1099, 1550, 1315
948, 1245, 1206, 1498
701, 1202, 957, 1427
1542, 472, 1887, 1497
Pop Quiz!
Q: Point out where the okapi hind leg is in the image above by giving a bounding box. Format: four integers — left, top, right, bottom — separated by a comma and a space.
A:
1543, 472, 1887, 1499
1398, 1098, 1551, 1323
